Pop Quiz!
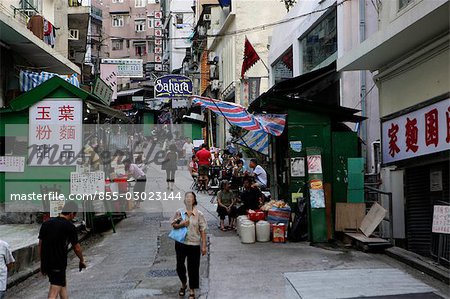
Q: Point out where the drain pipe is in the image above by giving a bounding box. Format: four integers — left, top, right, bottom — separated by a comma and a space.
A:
359, 0, 367, 166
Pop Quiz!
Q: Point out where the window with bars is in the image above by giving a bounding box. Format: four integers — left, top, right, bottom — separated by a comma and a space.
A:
135, 43, 146, 56
135, 0, 145, 7
112, 39, 123, 50
112, 15, 124, 27
148, 17, 154, 28
135, 19, 146, 32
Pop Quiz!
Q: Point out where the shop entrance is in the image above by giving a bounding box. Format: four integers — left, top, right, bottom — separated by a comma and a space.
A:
405, 161, 449, 267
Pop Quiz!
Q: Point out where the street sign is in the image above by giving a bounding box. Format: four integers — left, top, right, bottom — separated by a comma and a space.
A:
101, 59, 143, 78
93, 77, 113, 106
154, 75, 193, 98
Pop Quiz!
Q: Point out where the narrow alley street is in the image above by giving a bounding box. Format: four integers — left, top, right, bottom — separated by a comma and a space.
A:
5, 164, 449, 299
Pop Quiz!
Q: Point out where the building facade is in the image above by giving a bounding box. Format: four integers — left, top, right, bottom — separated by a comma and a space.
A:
0, 0, 80, 107
338, 0, 449, 265
199, 0, 285, 147
161, 0, 194, 73
101, 0, 163, 95
269, 0, 381, 174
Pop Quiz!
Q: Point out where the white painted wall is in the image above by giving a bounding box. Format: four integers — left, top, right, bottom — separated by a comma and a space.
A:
206, 0, 285, 148
377, 48, 449, 118
167, 0, 194, 71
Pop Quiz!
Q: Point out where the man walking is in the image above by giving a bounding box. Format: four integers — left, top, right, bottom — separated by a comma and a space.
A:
182, 138, 195, 167
0, 239, 15, 299
39, 201, 86, 299
195, 144, 211, 191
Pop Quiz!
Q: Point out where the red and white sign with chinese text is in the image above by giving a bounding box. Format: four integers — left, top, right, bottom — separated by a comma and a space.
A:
154, 19, 162, 28
382, 98, 450, 164
28, 99, 82, 166
154, 29, 163, 37
154, 11, 162, 19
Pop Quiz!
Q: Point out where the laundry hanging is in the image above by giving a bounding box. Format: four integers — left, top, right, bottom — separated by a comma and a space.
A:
19, 70, 80, 92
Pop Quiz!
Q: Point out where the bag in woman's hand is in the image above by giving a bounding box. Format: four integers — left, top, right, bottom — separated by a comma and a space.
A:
168, 209, 188, 243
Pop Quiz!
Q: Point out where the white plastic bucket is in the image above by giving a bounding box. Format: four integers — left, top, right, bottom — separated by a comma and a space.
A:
256, 220, 271, 242
240, 221, 256, 244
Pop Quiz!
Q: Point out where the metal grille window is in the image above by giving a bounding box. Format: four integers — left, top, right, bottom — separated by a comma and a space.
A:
112, 15, 124, 27
135, 19, 146, 32
135, 0, 145, 7
135, 43, 146, 56
301, 9, 337, 73
112, 39, 123, 51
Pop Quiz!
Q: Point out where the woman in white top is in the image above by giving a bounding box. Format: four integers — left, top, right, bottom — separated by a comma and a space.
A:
171, 192, 207, 299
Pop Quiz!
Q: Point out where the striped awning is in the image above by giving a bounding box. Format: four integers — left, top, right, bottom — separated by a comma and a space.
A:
20, 70, 80, 93
234, 130, 269, 155
191, 96, 286, 136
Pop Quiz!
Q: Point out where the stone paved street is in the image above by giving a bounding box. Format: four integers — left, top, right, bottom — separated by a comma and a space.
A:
6, 163, 449, 299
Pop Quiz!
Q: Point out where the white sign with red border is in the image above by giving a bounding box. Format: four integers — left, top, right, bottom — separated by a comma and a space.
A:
381, 98, 450, 164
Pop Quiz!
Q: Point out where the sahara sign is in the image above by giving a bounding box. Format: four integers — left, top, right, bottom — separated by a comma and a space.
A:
154, 75, 193, 98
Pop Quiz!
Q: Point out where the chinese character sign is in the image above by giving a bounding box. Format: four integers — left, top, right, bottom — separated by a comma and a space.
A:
432, 205, 450, 234
29, 99, 82, 166
382, 99, 450, 164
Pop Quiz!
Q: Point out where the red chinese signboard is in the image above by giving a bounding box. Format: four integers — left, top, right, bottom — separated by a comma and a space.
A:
382, 98, 450, 164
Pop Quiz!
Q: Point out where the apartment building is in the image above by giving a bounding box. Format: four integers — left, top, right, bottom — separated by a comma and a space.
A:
101, 0, 163, 94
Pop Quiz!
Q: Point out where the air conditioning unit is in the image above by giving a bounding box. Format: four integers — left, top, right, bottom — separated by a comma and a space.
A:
203, 14, 211, 21
210, 80, 220, 91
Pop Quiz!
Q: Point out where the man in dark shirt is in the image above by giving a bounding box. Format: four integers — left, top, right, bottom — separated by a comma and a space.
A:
238, 177, 263, 215
38, 201, 86, 299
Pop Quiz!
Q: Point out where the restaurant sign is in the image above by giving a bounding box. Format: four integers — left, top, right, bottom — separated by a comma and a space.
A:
28, 99, 83, 166
154, 75, 193, 98
381, 98, 450, 164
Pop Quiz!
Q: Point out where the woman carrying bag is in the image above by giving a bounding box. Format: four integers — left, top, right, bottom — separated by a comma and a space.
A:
170, 192, 207, 299
162, 144, 178, 190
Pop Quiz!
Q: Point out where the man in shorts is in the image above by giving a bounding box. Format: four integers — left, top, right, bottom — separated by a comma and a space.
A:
39, 201, 86, 299
0, 239, 15, 299
195, 143, 211, 190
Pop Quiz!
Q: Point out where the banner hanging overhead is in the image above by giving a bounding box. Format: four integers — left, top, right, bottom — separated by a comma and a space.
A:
191, 96, 286, 136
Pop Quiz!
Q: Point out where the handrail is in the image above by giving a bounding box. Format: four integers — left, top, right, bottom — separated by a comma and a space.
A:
364, 185, 394, 245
